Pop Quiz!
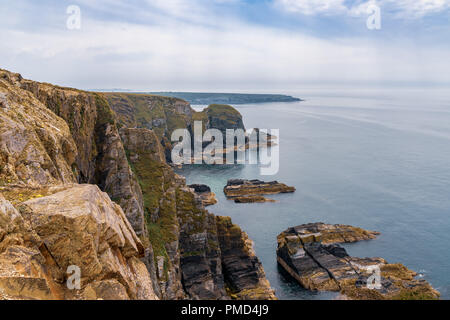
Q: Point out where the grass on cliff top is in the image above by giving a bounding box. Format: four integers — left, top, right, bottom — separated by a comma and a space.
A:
204, 104, 242, 118
105, 92, 193, 140
94, 93, 116, 127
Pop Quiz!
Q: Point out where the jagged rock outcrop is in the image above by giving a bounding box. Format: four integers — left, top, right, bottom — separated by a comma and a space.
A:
216, 217, 276, 300
0, 186, 158, 300
277, 223, 439, 300
189, 184, 217, 207
224, 179, 296, 199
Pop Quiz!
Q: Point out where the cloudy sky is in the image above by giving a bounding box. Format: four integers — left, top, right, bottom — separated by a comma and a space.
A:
0, 0, 449, 91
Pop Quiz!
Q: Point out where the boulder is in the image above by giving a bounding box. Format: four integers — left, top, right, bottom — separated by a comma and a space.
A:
0, 185, 159, 300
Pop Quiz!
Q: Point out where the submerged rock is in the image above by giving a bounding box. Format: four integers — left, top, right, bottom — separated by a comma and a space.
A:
234, 196, 276, 204
277, 223, 439, 300
224, 179, 295, 199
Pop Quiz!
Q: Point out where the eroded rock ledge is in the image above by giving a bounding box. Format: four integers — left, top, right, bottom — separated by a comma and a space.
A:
224, 180, 295, 200
277, 223, 439, 300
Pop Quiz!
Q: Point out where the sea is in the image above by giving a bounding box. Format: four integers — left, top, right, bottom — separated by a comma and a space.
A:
176, 85, 450, 300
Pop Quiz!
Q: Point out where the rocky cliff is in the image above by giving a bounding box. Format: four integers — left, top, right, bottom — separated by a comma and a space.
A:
105, 93, 247, 162
0, 69, 275, 300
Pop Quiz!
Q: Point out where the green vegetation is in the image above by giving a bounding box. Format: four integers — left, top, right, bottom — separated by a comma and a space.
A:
147, 92, 302, 105
124, 142, 179, 280
94, 93, 116, 126
204, 104, 242, 118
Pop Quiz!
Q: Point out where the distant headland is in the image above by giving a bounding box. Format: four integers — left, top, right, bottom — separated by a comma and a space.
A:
147, 92, 302, 105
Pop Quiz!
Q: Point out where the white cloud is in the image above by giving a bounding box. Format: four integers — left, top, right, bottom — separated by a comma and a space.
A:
0, 0, 449, 90
276, 0, 450, 17
275, 0, 348, 15
384, 0, 450, 18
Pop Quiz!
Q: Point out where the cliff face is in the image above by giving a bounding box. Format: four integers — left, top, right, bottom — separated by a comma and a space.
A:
120, 127, 274, 300
1, 69, 146, 237
106, 93, 246, 162
0, 69, 275, 300
0, 71, 77, 186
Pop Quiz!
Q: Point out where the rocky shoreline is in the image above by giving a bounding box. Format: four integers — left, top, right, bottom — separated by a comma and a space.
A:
277, 223, 440, 300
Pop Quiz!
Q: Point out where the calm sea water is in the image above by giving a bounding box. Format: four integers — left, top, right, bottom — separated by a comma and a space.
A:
177, 86, 450, 300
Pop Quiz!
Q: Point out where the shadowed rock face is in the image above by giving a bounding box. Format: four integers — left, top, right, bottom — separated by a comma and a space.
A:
0, 69, 146, 238
216, 217, 276, 300
119, 128, 275, 300
224, 179, 296, 199
277, 223, 440, 300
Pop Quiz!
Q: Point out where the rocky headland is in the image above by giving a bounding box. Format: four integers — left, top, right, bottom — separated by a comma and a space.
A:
105, 94, 275, 163
277, 223, 439, 300
0, 69, 275, 300
224, 179, 296, 200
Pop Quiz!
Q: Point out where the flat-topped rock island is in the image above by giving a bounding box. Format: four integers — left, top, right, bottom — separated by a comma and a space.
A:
224, 180, 296, 203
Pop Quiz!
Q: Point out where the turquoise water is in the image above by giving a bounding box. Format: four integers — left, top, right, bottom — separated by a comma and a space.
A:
177, 86, 450, 300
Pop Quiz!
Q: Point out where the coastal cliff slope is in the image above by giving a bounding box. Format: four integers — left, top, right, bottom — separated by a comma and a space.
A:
0, 69, 275, 300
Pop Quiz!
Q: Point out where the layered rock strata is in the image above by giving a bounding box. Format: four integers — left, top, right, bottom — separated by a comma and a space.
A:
277, 223, 439, 300
216, 217, 276, 300
224, 179, 296, 199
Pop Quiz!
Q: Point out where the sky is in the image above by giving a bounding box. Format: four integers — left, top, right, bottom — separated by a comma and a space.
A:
0, 0, 449, 91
